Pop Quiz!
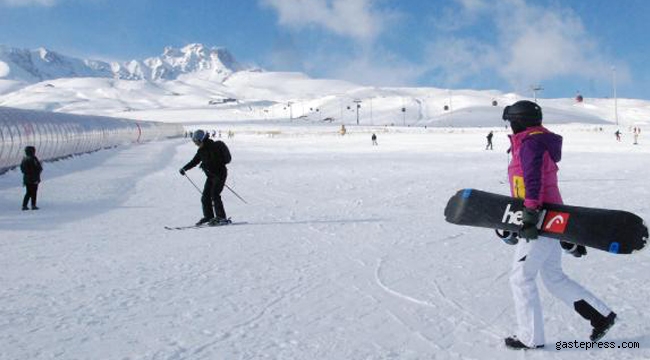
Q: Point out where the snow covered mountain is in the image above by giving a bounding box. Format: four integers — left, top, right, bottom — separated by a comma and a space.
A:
0, 43, 244, 83
1, 44, 650, 128
112, 44, 246, 81
0, 46, 112, 83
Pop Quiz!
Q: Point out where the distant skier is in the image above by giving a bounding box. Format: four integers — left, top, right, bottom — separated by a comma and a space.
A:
371, 133, 378, 145
485, 131, 494, 150
340, 124, 347, 136
615, 130, 621, 141
20, 146, 42, 211
179, 130, 232, 226
633, 127, 640, 145
501, 100, 616, 350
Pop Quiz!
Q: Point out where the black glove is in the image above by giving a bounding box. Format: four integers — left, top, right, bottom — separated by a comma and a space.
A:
560, 241, 587, 258
179, 168, 186, 175
519, 207, 540, 240
495, 229, 518, 245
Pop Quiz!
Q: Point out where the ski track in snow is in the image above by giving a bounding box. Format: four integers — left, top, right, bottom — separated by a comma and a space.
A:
1, 127, 650, 359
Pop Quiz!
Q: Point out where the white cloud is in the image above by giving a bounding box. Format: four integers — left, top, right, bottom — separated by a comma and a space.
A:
427, 0, 624, 89
261, 0, 411, 86
425, 38, 500, 86
262, 0, 622, 90
260, 0, 391, 43
0, 0, 57, 6
494, 0, 612, 86
321, 51, 427, 87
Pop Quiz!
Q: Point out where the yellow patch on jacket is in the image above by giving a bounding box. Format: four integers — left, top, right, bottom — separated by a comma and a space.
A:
512, 175, 526, 199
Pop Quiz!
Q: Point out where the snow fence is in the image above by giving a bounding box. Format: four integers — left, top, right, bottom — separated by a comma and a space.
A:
0, 106, 184, 173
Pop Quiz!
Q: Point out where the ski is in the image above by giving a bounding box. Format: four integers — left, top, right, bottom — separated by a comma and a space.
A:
164, 220, 247, 231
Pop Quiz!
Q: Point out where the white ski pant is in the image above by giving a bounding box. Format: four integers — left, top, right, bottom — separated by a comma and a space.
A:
510, 237, 611, 347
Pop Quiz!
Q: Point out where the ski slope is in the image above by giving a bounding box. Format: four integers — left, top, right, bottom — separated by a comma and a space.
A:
3, 69, 650, 129
1, 125, 649, 359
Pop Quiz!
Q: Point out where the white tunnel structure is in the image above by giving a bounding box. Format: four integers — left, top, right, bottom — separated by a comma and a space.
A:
0, 106, 184, 173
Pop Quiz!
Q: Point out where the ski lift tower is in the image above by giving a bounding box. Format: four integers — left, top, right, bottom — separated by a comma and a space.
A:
401, 97, 407, 126
531, 85, 544, 103
354, 99, 362, 125
612, 66, 619, 126
287, 101, 294, 121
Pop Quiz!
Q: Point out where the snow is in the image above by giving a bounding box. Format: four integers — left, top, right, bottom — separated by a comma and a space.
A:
1, 123, 649, 359
2, 69, 649, 129
0, 44, 241, 84
1, 42, 649, 359
0, 79, 26, 97
3, 44, 650, 128
0, 61, 9, 78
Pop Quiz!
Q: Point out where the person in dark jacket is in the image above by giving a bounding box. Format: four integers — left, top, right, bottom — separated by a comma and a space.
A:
179, 130, 231, 225
20, 146, 43, 210
485, 131, 493, 150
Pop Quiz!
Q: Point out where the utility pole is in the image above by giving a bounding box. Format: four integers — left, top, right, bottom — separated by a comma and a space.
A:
401, 97, 406, 126
448, 90, 453, 125
354, 99, 362, 125
531, 85, 543, 103
287, 101, 294, 121
612, 66, 619, 126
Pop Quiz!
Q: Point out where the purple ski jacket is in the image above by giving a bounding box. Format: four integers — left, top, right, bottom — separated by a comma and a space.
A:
507, 126, 563, 208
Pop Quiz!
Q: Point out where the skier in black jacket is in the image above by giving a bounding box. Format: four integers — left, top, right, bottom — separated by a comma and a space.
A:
180, 130, 231, 225
486, 131, 494, 150
20, 146, 43, 210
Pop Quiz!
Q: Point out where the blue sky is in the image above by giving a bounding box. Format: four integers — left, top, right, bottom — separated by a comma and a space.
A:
1, 0, 649, 99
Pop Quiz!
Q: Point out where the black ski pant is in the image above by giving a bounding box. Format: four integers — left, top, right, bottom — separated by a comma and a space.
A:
202, 175, 227, 220
23, 183, 38, 208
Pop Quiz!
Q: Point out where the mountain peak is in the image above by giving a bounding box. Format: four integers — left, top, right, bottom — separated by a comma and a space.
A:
36, 47, 64, 64
37, 47, 49, 59
162, 46, 182, 58
0, 44, 248, 83
180, 43, 208, 54
158, 44, 244, 79
143, 44, 242, 80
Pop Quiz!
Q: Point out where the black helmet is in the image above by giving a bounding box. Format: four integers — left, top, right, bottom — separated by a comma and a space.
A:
24, 146, 36, 156
502, 100, 542, 123
192, 129, 207, 144
502, 100, 542, 133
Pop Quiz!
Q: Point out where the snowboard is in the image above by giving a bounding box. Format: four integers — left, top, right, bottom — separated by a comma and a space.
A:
444, 189, 648, 254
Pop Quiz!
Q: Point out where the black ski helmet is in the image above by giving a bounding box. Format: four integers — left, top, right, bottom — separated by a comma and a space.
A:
192, 129, 207, 144
24, 146, 36, 156
502, 100, 542, 133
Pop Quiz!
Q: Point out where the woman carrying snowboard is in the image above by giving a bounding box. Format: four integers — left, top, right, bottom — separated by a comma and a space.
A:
501, 100, 616, 350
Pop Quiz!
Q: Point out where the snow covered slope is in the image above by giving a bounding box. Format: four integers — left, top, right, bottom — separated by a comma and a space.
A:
1, 127, 648, 359
3, 45, 650, 127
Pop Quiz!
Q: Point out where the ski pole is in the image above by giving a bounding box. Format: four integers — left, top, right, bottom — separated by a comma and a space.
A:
224, 183, 248, 204
203, 169, 248, 204
183, 173, 203, 195
185, 172, 248, 204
